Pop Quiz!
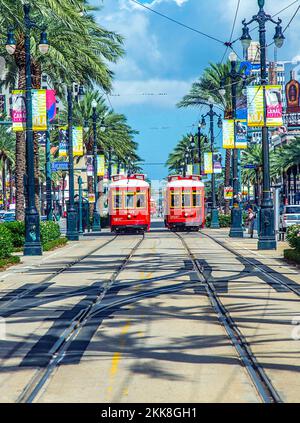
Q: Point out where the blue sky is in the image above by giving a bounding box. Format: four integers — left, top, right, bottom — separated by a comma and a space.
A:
92, 0, 300, 180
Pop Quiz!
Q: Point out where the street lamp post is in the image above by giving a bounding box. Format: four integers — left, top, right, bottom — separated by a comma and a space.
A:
108, 146, 112, 181
190, 135, 195, 169
197, 122, 202, 175
45, 118, 53, 221
220, 51, 246, 238
91, 100, 101, 232
241, 0, 285, 249
78, 176, 83, 234
6, 3, 49, 255
66, 87, 79, 241
201, 105, 222, 229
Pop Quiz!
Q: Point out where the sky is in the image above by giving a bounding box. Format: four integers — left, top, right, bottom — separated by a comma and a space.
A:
91, 0, 300, 180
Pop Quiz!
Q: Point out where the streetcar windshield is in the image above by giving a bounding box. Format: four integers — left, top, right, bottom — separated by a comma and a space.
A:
125, 193, 134, 209
170, 193, 180, 208
113, 193, 122, 209
192, 192, 201, 207
136, 193, 146, 209
182, 192, 191, 207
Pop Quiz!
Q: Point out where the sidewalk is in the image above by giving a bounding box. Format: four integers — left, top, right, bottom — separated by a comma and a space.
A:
0, 230, 113, 290
202, 228, 300, 283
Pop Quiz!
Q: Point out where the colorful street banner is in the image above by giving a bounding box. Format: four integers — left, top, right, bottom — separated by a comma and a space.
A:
213, 153, 222, 174
235, 120, 248, 149
224, 187, 233, 199
59, 126, 68, 157
265, 85, 283, 127
32, 89, 47, 130
204, 152, 213, 174
247, 86, 264, 127
223, 119, 248, 149
12, 90, 26, 131
187, 164, 193, 175
247, 85, 283, 127
73, 127, 84, 157
86, 155, 94, 177
111, 164, 118, 176
46, 90, 57, 122
222, 119, 235, 149
88, 193, 95, 204
97, 155, 105, 177
12, 89, 47, 131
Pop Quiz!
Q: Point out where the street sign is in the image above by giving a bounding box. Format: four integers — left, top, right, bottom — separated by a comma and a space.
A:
243, 164, 256, 169
52, 162, 69, 171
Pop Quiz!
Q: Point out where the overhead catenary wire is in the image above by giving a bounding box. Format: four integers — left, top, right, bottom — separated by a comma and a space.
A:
267, 3, 300, 47
129, 0, 225, 45
220, 0, 241, 64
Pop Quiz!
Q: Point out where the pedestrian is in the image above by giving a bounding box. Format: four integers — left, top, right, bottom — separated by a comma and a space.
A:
246, 208, 256, 238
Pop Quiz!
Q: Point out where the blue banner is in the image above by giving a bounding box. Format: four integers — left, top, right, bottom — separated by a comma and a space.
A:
52, 162, 69, 171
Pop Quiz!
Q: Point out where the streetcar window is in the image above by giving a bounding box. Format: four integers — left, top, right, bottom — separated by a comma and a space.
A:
192, 192, 201, 207
125, 193, 134, 208
171, 193, 180, 208
182, 192, 191, 207
113, 193, 122, 209
136, 193, 146, 208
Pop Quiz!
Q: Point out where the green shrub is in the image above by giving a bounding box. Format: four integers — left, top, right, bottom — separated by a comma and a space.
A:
0, 225, 14, 258
40, 221, 61, 244
284, 249, 300, 265
0, 255, 20, 269
286, 225, 300, 251
205, 213, 231, 228
4, 221, 25, 248
43, 237, 68, 252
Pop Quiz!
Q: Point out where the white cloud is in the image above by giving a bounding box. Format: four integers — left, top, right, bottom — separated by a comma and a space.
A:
109, 78, 193, 107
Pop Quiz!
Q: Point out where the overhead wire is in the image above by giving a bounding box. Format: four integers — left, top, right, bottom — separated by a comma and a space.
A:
220, 0, 241, 64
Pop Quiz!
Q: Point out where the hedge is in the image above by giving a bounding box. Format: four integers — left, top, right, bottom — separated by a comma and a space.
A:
206, 214, 231, 228
286, 225, 300, 252
0, 256, 21, 269
284, 249, 300, 265
43, 237, 68, 252
0, 225, 14, 259
3, 221, 61, 249
3, 221, 25, 248
40, 221, 61, 244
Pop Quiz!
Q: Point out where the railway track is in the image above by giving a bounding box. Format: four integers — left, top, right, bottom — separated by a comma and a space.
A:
200, 231, 300, 298
0, 235, 118, 312
175, 232, 282, 404
17, 234, 145, 403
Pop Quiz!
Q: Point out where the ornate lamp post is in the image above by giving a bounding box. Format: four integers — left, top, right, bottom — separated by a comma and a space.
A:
6, 2, 49, 255
189, 135, 195, 168
197, 122, 202, 175
220, 51, 247, 238
91, 100, 101, 232
201, 105, 222, 229
241, 0, 285, 249
66, 85, 84, 241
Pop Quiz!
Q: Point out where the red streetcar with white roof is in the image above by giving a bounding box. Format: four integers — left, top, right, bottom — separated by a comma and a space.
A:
109, 174, 151, 233
164, 175, 205, 231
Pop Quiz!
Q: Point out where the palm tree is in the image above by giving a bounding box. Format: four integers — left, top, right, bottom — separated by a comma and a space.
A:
178, 61, 246, 213
0, 0, 124, 220
0, 126, 15, 210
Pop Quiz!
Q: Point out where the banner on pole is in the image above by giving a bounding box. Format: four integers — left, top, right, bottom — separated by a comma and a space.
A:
186, 164, 193, 175
111, 164, 118, 176
73, 127, 84, 157
265, 85, 283, 127
32, 89, 47, 130
224, 186, 233, 199
222, 120, 235, 149
97, 155, 105, 177
46, 90, 57, 122
247, 86, 264, 127
247, 85, 283, 127
88, 193, 95, 204
52, 162, 69, 172
12, 90, 26, 131
235, 120, 248, 149
213, 153, 222, 174
86, 155, 94, 177
59, 126, 68, 157
204, 152, 213, 174
12, 89, 47, 131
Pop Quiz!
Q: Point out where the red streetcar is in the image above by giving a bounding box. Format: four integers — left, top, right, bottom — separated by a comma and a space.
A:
109, 174, 151, 233
164, 175, 205, 232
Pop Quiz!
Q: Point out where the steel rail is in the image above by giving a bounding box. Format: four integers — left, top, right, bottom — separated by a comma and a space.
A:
176, 232, 282, 404
200, 231, 300, 298
17, 234, 145, 403
0, 235, 119, 311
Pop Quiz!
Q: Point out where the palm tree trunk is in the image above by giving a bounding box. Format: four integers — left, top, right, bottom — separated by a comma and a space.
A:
2, 157, 7, 210
8, 164, 13, 208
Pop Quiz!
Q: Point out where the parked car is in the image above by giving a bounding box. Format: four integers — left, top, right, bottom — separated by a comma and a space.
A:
0, 211, 16, 222
280, 205, 300, 231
